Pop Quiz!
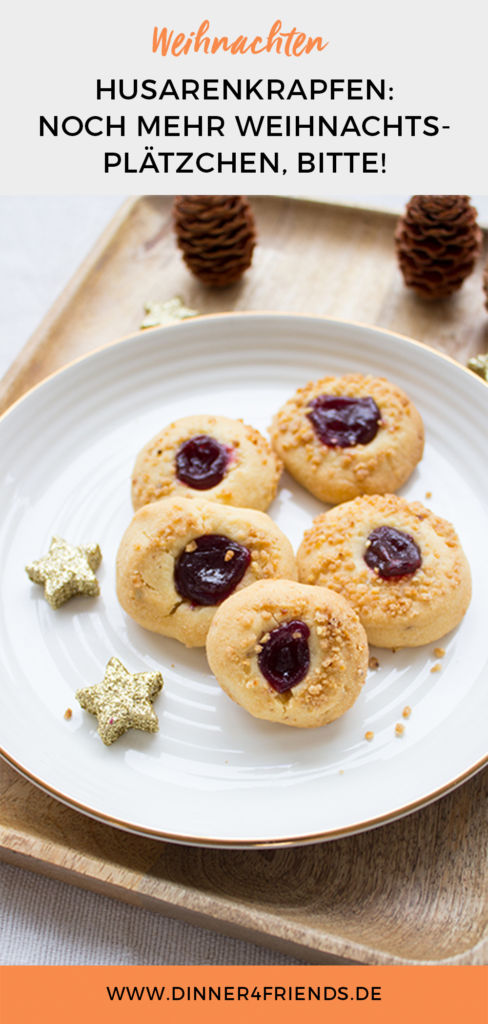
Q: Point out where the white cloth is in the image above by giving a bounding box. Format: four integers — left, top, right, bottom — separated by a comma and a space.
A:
1, 862, 301, 965
0, 197, 123, 377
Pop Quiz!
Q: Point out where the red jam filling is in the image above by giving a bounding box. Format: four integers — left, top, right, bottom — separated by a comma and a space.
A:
307, 395, 381, 448
176, 435, 230, 490
258, 620, 311, 693
364, 526, 422, 579
174, 534, 250, 606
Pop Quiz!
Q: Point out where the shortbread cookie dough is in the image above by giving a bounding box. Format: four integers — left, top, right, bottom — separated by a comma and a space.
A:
297, 494, 471, 647
116, 497, 297, 647
206, 579, 368, 728
132, 414, 282, 512
270, 374, 424, 504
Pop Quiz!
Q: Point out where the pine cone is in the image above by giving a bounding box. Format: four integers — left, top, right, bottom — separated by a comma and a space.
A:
395, 196, 482, 299
173, 196, 256, 287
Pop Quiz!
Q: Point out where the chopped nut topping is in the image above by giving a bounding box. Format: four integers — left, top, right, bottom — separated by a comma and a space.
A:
224, 549, 235, 562
185, 540, 197, 553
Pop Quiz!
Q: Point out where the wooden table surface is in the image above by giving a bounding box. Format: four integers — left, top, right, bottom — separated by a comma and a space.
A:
1, 196, 487, 965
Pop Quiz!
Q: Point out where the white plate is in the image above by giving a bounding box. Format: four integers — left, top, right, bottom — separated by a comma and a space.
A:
0, 314, 487, 847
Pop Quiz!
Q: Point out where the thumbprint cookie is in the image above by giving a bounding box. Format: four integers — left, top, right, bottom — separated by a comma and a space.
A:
116, 497, 296, 647
297, 494, 471, 647
206, 579, 368, 727
270, 374, 424, 504
132, 414, 282, 512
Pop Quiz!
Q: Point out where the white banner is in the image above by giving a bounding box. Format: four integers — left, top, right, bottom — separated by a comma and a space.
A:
2, 0, 487, 194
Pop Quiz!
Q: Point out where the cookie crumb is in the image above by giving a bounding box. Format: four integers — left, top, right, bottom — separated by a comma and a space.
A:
224, 549, 235, 562
368, 655, 380, 670
391, 648, 397, 654
339, 769, 344, 775
433, 647, 445, 659
364, 730, 374, 741
402, 705, 412, 719
430, 663, 442, 673
395, 723, 405, 737
425, 490, 432, 499
64, 707, 72, 720
185, 540, 197, 553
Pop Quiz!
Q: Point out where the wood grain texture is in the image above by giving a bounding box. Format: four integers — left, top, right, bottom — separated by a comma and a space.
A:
1, 195, 487, 412
1, 196, 487, 965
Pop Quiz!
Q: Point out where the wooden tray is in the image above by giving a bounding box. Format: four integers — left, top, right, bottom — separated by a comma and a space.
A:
1, 196, 487, 965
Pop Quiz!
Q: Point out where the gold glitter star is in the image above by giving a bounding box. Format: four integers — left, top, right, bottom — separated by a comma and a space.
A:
467, 353, 488, 382
25, 536, 102, 609
140, 296, 198, 329
76, 657, 164, 745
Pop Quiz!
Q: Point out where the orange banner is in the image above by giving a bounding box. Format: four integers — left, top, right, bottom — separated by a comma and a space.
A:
1, 966, 487, 1024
